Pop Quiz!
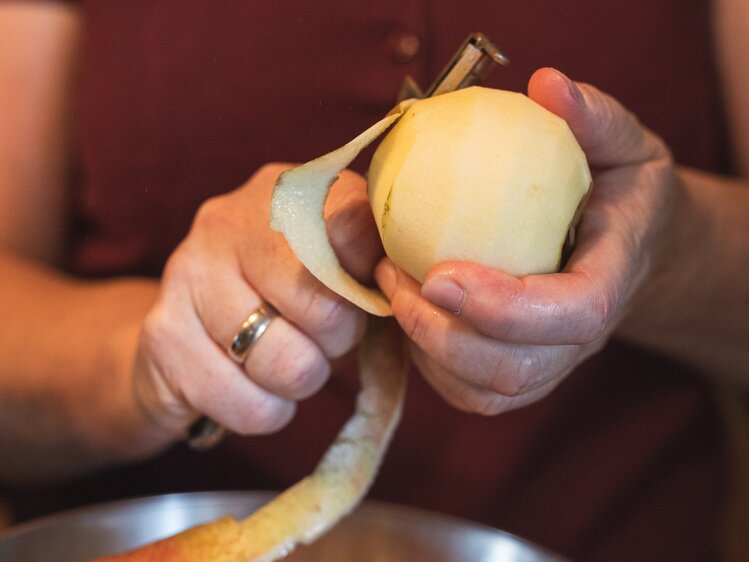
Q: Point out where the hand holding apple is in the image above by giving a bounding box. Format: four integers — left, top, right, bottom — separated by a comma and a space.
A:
376, 67, 676, 414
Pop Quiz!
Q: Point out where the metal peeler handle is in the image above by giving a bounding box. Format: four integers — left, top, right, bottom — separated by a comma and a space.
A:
398, 32, 509, 102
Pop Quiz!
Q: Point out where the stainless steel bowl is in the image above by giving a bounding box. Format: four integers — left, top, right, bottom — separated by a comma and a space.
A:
0, 491, 569, 561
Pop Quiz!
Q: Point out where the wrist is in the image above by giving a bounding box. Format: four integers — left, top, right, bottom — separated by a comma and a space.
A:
615, 166, 749, 381
69, 278, 178, 461
616, 166, 703, 340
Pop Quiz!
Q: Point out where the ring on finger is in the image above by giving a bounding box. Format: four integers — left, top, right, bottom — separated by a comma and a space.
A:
229, 303, 278, 364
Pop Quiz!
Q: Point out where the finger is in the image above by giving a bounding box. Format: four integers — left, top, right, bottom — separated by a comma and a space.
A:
241, 318, 331, 400
377, 258, 582, 390
409, 343, 563, 416
181, 338, 297, 435
325, 169, 384, 284
139, 301, 296, 435
181, 255, 331, 401
421, 253, 633, 346
527, 67, 669, 168
256, 267, 368, 360
193, 179, 368, 360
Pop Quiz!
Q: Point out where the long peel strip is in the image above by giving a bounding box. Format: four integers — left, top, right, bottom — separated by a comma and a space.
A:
270, 101, 414, 316
92, 319, 407, 562
234, 318, 407, 561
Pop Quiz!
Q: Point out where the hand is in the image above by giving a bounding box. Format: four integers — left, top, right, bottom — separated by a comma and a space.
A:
132, 163, 381, 441
375, 67, 678, 415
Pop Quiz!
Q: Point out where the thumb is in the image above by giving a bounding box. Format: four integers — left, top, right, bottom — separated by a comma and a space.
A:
527, 67, 668, 168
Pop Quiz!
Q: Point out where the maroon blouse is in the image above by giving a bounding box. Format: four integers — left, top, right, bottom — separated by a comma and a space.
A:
7, 1, 730, 561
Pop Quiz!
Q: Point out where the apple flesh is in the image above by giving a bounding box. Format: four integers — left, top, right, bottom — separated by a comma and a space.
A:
368, 86, 592, 283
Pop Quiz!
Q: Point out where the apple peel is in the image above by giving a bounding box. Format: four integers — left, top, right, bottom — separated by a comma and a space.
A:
91, 318, 407, 562
270, 100, 415, 316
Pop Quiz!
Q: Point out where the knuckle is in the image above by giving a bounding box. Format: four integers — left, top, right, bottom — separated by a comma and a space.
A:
454, 386, 505, 417
650, 138, 673, 166
488, 350, 541, 397
273, 343, 329, 397
139, 306, 175, 354
161, 245, 197, 287
470, 396, 506, 417
192, 195, 235, 232
240, 397, 294, 435
421, 357, 507, 417
187, 192, 247, 240
398, 298, 432, 348
587, 290, 615, 340
298, 292, 361, 357
306, 296, 347, 334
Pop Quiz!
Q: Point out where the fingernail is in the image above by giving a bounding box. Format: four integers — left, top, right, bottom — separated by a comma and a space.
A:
375, 259, 397, 297
553, 68, 584, 107
422, 277, 465, 315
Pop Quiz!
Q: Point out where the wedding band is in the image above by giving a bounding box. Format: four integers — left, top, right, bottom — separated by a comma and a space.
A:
229, 304, 277, 363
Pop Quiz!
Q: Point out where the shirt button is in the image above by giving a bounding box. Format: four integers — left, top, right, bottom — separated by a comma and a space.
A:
391, 32, 421, 63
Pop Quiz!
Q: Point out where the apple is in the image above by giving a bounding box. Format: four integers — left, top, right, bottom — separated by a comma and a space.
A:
368, 86, 591, 283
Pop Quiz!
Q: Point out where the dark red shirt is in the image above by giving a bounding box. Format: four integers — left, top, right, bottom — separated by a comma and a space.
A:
9, 2, 730, 561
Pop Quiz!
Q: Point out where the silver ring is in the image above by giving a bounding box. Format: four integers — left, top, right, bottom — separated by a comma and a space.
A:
229, 304, 277, 363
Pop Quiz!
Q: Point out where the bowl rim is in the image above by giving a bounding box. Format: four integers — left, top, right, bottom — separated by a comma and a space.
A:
0, 490, 570, 561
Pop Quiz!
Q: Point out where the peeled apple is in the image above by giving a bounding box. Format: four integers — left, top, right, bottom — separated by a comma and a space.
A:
368, 86, 592, 283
